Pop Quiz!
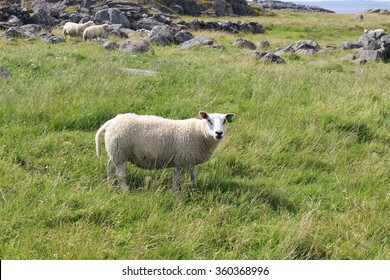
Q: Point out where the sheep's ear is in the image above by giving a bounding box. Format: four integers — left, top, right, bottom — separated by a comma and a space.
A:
226, 113, 235, 123
199, 111, 208, 119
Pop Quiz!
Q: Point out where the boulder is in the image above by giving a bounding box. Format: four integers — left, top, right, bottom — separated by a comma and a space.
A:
249, 51, 285, 64
0, 66, 12, 78
5, 26, 36, 39
358, 49, 386, 61
173, 30, 194, 44
180, 36, 214, 49
103, 41, 119, 50
133, 17, 164, 31
233, 38, 256, 50
26, 8, 54, 26
147, 25, 174, 46
40, 33, 65, 43
119, 39, 155, 55
341, 41, 363, 50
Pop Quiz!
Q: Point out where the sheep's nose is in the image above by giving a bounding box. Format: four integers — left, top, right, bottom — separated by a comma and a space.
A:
215, 131, 223, 139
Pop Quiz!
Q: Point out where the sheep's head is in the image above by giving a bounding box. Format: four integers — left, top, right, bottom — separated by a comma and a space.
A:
199, 111, 235, 140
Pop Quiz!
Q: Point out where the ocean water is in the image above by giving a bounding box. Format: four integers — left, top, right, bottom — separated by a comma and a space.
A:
294, 1, 390, 14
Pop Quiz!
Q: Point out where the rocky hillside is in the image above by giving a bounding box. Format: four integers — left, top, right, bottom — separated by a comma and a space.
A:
11, 0, 255, 16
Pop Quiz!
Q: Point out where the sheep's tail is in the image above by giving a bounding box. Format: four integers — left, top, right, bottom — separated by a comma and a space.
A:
95, 119, 113, 158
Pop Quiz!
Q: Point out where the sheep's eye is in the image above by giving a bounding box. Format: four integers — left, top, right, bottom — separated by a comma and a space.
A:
223, 119, 227, 125
208, 119, 213, 125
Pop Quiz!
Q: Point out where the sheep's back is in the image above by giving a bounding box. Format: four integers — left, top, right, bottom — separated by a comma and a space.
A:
104, 114, 214, 169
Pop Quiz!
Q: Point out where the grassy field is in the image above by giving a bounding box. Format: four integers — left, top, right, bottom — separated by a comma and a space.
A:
0, 12, 389, 260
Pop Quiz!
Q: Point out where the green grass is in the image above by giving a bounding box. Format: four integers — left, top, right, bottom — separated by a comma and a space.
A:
0, 12, 389, 260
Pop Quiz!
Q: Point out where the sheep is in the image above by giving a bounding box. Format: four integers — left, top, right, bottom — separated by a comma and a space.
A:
83, 24, 110, 41
364, 28, 385, 35
63, 20, 94, 40
95, 111, 236, 192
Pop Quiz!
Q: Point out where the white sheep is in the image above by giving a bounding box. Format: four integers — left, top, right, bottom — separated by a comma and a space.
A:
83, 24, 110, 41
364, 28, 385, 34
95, 111, 236, 192
63, 20, 94, 40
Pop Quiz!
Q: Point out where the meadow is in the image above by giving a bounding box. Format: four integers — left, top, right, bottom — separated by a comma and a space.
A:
0, 12, 389, 259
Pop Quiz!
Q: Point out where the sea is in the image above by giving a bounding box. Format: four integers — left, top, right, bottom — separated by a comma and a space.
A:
293, 1, 390, 14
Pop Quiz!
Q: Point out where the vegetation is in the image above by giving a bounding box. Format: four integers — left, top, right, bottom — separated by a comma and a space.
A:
0, 12, 389, 259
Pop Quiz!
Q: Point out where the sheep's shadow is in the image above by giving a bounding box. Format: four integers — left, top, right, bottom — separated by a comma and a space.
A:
199, 178, 298, 214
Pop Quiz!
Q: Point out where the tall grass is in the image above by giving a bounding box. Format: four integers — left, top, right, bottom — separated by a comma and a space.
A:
0, 12, 389, 259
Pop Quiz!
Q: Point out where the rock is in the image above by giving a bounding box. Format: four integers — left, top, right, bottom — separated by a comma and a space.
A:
103, 41, 119, 50
173, 30, 194, 44
341, 41, 363, 50
119, 39, 155, 55
342, 54, 356, 61
133, 17, 164, 31
40, 33, 65, 43
108, 8, 130, 28
213, 0, 233, 16
364, 8, 390, 15
358, 49, 385, 61
27, 8, 54, 26
249, 51, 285, 63
180, 36, 214, 49
293, 40, 319, 54
5, 26, 36, 39
0, 66, 12, 78
257, 40, 271, 48
355, 14, 364, 21
119, 68, 158, 75
233, 38, 256, 50
352, 58, 367, 65
254, 0, 335, 13
147, 25, 174, 46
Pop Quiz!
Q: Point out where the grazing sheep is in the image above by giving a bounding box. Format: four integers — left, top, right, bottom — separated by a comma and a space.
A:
95, 111, 236, 192
63, 20, 94, 40
83, 24, 110, 41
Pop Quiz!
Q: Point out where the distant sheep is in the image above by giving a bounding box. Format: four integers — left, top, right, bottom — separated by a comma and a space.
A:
364, 28, 385, 34
83, 24, 110, 41
95, 111, 236, 192
63, 21, 94, 40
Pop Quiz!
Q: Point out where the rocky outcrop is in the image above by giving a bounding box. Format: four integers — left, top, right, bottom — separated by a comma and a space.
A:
180, 19, 266, 34
364, 8, 390, 15
342, 29, 390, 62
253, 0, 335, 13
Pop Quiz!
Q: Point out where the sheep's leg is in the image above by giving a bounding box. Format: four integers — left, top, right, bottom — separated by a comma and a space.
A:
190, 165, 197, 188
173, 167, 183, 192
107, 159, 116, 184
116, 162, 128, 192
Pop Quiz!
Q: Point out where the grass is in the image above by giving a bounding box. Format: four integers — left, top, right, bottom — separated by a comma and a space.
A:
0, 12, 389, 260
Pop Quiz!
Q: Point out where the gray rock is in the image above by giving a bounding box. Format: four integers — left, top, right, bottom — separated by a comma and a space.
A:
341, 41, 363, 50
293, 40, 319, 52
103, 41, 119, 50
180, 36, 214, 49
352, 58, 367, 65
0, 66, 12, 78
147, 25, 173, 46
249, 51, 285, 63
342, 54, 356, 61
358, 49, 385, 61
40, 33, 65, 44
173, 30, 194, 44
257, 40, 271, 48
5, 26, 36, 39
108, 8, 130, 28
134, 18, 164, 31
233, 38, 256, 50
27, 8, 54, 26
94, 9, 109, 23
119, 39, 155, 54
